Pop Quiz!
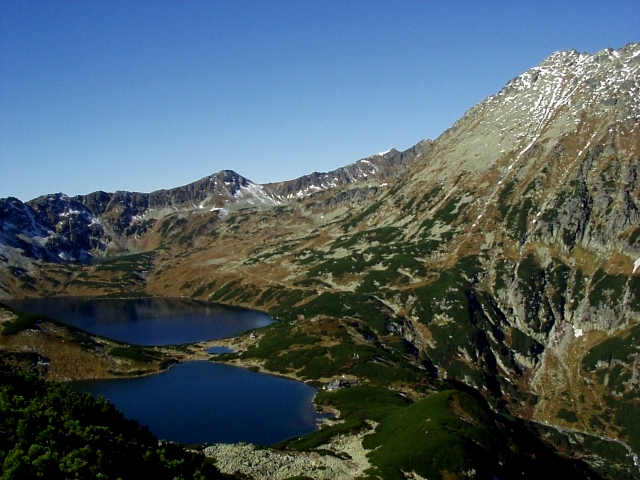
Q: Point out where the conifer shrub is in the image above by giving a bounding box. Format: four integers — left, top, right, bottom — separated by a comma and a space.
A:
342, 201, 383, 231
0, 309, 76, 337
588, 269, 628, 308
0, 364, 222, 479
510, 328, 543, 357
581, 325, 640, 371
628, 275, 640, 311
506, 197, 535, 242
629, 226, 640, 246
556, 408, 579, 423
496, 180, 516, 218
414, 185, 443, 211
207, 281, 239, 302
109, 346, 160, 363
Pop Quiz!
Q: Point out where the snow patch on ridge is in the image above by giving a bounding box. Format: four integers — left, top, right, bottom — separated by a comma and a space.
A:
236, 182, 280, 206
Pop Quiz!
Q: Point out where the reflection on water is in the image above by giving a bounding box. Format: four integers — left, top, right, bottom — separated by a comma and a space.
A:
4, 297, 273, 345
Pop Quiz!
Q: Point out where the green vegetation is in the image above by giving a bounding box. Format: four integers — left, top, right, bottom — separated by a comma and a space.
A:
506, 197, 535, 243
364, 390, 504, 479
189, 285, 208, 299
109, 346, 161, 363
496, 180, 516, 217
294, 249, 326, 266
582, 324, 640, 371
410, 256, 483, 328
588, 269, 628, 308
401, 256, 539, 404
207, 281, 239, 302
610, 394, 640, 454
515, 254, 551, 332
94, 252, 155, 273
1, 312, 46, 336
291, 291, 391, 335
0, 363, 223, 479
629, 226, 640, 246
234, 297, 427, 384
267, 289, 313, 320
581, 323, 640, 454
419, 195, 465, 234
0, 310, 95, 342
413, 185, 443, 211
342, 201, 383, 231
493, 258, 510, 291
572, 268, 586, 308
244, 243, 295, 265
510, 328, 543, 357
556, 408, 579, 423
629, 275, 640, 311
256, 285, 288, 306
528, 421, 639, 480
282, 383, 609, 479
401, 196, 415, 211
332, 226, 400, 249
282, 385, 411, 451
159, 215, 187, 236
306, 253, 373, 278
292, 278, 331, 289
547, 261, 570, 316
362, 390, 599, 480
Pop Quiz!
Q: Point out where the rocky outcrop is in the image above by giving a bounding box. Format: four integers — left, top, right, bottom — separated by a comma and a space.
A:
204, 423, 374, 480
264, 140, 431, 200
0, 195, 108, 262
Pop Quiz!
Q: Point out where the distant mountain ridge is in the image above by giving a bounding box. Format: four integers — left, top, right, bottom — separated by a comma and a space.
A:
0, 143, 426, 262
2, 43, 640, 478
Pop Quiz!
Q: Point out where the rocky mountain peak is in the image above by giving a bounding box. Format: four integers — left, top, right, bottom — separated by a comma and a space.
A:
2, 44, 640, 475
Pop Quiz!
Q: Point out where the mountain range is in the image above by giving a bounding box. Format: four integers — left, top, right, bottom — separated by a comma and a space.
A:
1, 43, 640, 479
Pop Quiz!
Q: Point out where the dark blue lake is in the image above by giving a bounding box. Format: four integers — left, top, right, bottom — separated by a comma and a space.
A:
72, 361, 321, 446
6, 297, 322, 445
3, 297, 273, 345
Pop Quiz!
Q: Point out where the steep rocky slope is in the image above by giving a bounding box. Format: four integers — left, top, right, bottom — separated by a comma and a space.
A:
1, 43, 639, 478
143, 43, 638, 460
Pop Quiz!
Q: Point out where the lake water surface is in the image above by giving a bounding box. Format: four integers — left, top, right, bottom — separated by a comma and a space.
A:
72, 361, 321, 446
4, 297, 273, 345
6, 297, 321, 445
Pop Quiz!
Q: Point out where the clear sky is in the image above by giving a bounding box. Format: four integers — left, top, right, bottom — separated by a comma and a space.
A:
1, 1, 639, 201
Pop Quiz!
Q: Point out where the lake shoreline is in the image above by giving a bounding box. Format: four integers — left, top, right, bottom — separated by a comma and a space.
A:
72, 360, 324, 446
0, 297, 275, 381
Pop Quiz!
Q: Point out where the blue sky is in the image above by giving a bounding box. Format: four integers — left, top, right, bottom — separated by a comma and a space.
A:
1, 1, 639, 201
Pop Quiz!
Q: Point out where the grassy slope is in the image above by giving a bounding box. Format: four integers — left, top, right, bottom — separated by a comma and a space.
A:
0, 303, 179, 380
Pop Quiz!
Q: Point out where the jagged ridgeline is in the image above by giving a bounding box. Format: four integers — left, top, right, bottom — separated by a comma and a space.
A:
1, 43, 640, 478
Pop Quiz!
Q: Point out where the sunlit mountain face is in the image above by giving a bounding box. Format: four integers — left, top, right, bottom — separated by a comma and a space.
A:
2, 43, 640, 479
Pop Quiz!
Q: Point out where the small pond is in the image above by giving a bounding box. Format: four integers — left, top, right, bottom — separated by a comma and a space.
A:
4, 297, 273, 345
72, 361, 322, 446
